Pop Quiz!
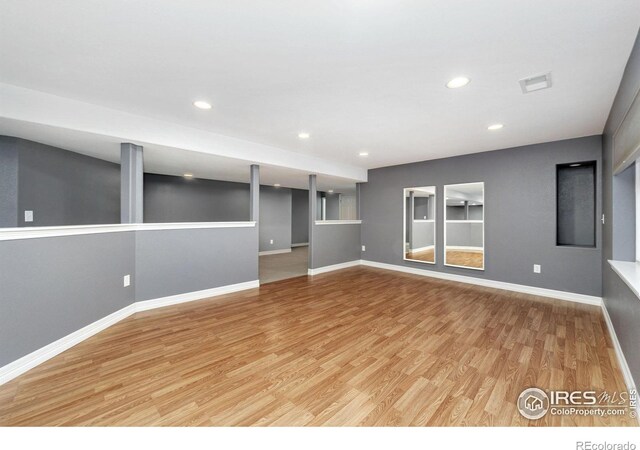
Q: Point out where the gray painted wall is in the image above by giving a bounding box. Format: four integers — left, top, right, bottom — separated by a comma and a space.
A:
0, 232, 135, 366
291, 188, 309, 244
411, 221, 434, 249
3, 137, 121, 227
144, 174, 250, 222
557, 163, 596, 247
326, 193, 340, 220
310, 223, 361, 269
259, 185, 292, 252
0, 137, 19, 227
446, 222, 483, 248
360, 135, 603, 296
602, 30, 640, 386
135, 227, 258, 301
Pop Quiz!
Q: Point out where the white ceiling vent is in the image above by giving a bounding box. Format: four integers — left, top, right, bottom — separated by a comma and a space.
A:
519, 72, 552, 94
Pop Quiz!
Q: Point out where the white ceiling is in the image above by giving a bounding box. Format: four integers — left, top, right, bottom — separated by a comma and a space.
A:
1, 0, 639, 172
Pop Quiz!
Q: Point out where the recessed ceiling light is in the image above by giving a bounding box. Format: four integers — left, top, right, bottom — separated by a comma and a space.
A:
184, 173, 194, 178
359, 151, 369, 157
569, 163, 581, 167
460, 201, 465, 204
446, 76, 470, 89
193, 100, 212, 110
298, 132, 310, 139
274, 183, 281, 187
328, 189, 334, 193
487, 123, 504, 131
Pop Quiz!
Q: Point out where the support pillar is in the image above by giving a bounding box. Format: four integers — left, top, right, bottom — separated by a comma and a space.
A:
120, 143, 143, 223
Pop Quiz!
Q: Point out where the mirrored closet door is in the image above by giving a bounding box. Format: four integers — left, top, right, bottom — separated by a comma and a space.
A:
404, 186, 436, 264
444, 182, 484, 270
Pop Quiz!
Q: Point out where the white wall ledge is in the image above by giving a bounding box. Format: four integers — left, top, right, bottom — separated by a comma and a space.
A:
0, 222, 257, 241
609, 260, 640, 300
314, 220, 362, 225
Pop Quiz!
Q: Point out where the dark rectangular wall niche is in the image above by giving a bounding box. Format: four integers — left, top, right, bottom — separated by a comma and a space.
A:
556, 161, 597, 247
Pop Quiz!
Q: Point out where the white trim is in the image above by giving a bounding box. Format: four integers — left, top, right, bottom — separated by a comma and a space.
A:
445, 220, 484, 224
0, 280, 260, 386
258, 248, 292, 256
444, 182, 485, 270
412, 219, 435, 223
0, 304, 136, 385
446, 246, 484, 252
360, 260, 602, 306
600, 301, 640, 423
408, 245, 434, 253
314, 220, 362, 225
404, 186, 437, 266
0, 221, 257, 241
135, 280, 260, 312
308, 260, 360, 275
608, 260, 640, 301
291, 242, 309, 248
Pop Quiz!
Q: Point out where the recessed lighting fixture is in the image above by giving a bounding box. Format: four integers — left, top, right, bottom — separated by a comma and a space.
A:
359, 151, 369, 157
274, 183, 281, 187
487, 123, 504, 131
446, 76, 470, 89
193, 100, 212, 110
569, 163, 581, 167
184, 173, 194, 178
460, 201, 465, 204
328, 189, 334, 193
298, 132, 310, 139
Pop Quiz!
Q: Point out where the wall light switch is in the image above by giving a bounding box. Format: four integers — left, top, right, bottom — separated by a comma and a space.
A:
362, 245, 366, 252
533, 264, 541, 274
24, 210, 33, 222
123, 275, 131, 287
270, 239, 274, 245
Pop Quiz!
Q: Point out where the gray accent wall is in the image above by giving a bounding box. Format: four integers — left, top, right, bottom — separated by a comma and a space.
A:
411, 221, 434, 249
291, 188, 309, 245
326, 193, 341, 220
0, 232, 135, 366
135, 227, 258, 301
446, 222, 483, 248
144, 174, 250, 222
3, 137, 121, 227
360, 135, 603, 296
259, 185, 292, 252
0, 137, 19, 227
310, 223, 361, 269
603, 30, 640, 386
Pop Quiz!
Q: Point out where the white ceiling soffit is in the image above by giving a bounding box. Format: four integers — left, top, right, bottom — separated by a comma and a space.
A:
0, 1, 639, 169
0, 83, 367, 182
0, 117, 358, 193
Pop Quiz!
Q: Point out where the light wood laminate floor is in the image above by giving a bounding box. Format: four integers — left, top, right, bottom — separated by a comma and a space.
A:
0, 267, 634, 426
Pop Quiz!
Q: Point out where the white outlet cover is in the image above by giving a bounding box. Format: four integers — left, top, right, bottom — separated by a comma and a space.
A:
123, 275, 131, 287
362, 245, 366, 251
533, 264, 541, 274
270, 239, 274, 244
24, 210, 33, 222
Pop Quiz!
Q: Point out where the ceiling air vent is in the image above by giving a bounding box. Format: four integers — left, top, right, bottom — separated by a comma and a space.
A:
519, 72, 552, 94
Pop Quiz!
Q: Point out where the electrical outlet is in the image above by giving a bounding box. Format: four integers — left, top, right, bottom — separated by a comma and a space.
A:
270, 239, 274, 245
24, 210, 33, 222
533, 264, 541, 274
123, 275, 131, 287
362, 245, 366, 252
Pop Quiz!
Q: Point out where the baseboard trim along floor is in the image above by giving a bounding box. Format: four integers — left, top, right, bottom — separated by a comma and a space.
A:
359, 260, 603, 306
307, 260, 361, 275
259, 249, 292, 256
0, 279, 260, 386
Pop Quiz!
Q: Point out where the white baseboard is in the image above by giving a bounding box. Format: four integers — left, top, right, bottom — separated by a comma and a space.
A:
445, 246, 484, 252
0, 279, 260, 386
0, 303, 137, 385
360, 260, 602, 306
408, 245, 434, 252
308, 260, 360, 275
291, 242, 309, 248
259, 249, 292, 256
600, 301, 639, 423
135, 280, 260, 312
